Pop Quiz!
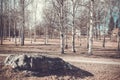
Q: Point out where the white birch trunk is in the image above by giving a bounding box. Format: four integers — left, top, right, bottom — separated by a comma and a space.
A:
72, 1, 76, 53
72, 26, 76, 52
14, 20, 17, 46
14, 0, 17, 46
88, 0, 94, 55
60, 1, 64, 54
34, 3, 37, 42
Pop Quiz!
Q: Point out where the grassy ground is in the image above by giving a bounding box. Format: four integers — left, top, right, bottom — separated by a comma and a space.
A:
0, 38, 120, 80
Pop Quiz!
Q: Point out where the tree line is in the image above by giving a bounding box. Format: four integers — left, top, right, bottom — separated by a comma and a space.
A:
0, 0, 120, 55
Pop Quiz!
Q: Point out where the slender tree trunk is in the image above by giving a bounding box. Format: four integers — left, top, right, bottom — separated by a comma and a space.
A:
21, 0, 25, 46
44, 26, 48, 44
65, 28, 68, 49
60, 1, 65, 54
88, 0, 94, 55
34, 27, 36, 42
72, 3, 76, 53
60, 31, 65, 54
79, 30, 81, 46
14, 20, 17, 46
95, 26, 98, 40
87, 23, 89, 49
34, 2, 38, 42
8, 21, 11, 41
34, 21, 36, 42
103, 28, 106, 48
0, 0, 3, 45
14, 0, 17, 46
103, 6, 107, 48
94, 20, 98, 41
30, 26, 32, 44
44, 0, 48, 44
3, 18, 6, 40
19, 26, 21, 42
72, 26, 76, 52
3, 0, 7, 40
8, 14, 11, 41
8, 1, 11, 41
88, 23, 93, 55
94, 17, 98, 40
103, 17, 106, 48
118, 11, 120, 54
98, 24, 101, 40
117, 28, 120, 51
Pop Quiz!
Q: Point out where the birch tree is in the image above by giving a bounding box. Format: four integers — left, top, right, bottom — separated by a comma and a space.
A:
115, 0, 120, 51
51, 0, 67, 54
13, 0, 17, 45
59, 0, 65, 54
19, 0, 25, 46
33, 0, 38, 42
8, 0, 11, 41
19, 0, 32, 46
71, 0, 78, 53
3, 0, 7, 40
88, 0, 94, 55
43, 0, 49, 44
102, 0, 108, 48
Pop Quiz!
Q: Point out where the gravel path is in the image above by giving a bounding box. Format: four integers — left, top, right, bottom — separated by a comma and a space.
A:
62, 58, 120, 65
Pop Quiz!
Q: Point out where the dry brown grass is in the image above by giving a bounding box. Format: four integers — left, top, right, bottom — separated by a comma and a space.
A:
0, 38, 120, 80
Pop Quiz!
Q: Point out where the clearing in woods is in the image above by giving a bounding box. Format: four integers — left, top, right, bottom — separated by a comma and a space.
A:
0, 38, 120, 80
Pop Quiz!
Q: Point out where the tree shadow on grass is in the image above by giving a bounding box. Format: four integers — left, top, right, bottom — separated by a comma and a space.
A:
93, 49, 120, 59
80, 48, 120, 59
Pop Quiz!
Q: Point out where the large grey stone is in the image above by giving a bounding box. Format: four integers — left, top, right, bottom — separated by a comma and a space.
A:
4, 54, 72, 72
